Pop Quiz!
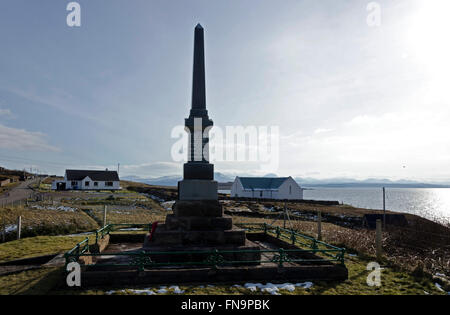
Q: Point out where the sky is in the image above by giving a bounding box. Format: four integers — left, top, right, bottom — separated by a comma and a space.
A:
0, 0, 450, 182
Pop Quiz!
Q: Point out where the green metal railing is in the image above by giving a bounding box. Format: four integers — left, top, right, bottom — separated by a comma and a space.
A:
237, 223, 345, 262
95, 223, 150, 244
64, 237, 90, 264
64, 223, 345, 271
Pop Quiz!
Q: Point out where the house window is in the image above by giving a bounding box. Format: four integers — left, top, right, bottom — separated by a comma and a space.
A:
289, 186, 292, 194
71, 181, 77, 186
106, 181, 113, 187
260, 191, 263, 197
94, 182, 98, 187
85, 181, 90, 187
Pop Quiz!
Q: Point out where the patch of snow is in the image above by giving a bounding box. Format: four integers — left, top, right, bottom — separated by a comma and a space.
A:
106, 285, 185, 295
244, 283, 258, 292
169, 286, 185, 294
295, 282, 313, 289
161, 201, 175, 211
146, 194, 165, 203
435, 283, 445, 292
31, 205, 77, 212
118, 228, 142, 231
5, 224, 17, 234
129, 289, 156, 295
157, 288, 168, 294
242, 282, 312, 295
435, 273, 446, 277
112, 211, 131, 214
276, 283, 296, 292
259, 283, 281, 295
63, 232, 93, 237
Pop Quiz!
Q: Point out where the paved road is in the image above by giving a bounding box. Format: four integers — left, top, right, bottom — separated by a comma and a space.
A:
0, 178, 40, 206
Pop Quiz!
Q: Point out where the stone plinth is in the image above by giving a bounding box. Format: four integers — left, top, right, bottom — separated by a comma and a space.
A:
165, 214, 233, 231
183, 162, 214, 180
178, 180, 217, 201
144, 199, 261, 264
173, 200, 223, 217
145, 224, 246, 247
140, 241, 260, 265
147, 202, 245, 247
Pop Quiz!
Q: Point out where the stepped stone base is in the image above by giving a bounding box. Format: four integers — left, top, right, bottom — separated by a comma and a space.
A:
165, 214, 232, 231
144, 198, 260, 265
145, 224, 246, 247
142, 240, 261, 264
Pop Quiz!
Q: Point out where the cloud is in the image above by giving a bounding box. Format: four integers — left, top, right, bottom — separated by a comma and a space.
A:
120, 161, 182, 178
278, 107, 450, 181
0, 124, 59, 152
3, 86, 103, 124
0, 109, 12, 117
314, 128, 333, 134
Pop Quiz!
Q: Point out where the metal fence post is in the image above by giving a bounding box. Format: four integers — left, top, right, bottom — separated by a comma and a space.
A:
318, 211, 322, 241
312, 239, 317, 252
139, 251, 145, 272
17, 216, 21, 240
339, 248, 346, 265
103, 205, 107, 228
1, 219, 5, 243
278, 248, 285, 267
376, 219, 382, 261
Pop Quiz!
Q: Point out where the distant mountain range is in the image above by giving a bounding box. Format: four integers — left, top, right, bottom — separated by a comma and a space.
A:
122, 173, 450, 188
122, 172, 235, 187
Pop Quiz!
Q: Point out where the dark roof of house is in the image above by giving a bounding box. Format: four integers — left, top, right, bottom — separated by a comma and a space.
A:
238, 177, 290, 190
66, 170, 119, 181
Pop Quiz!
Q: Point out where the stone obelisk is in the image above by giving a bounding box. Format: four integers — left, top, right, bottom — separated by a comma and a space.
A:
179, 23, 217, 201
143, 25, 260, 265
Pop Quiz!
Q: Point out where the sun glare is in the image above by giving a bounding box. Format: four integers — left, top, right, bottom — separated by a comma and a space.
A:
407, 1, 450, 84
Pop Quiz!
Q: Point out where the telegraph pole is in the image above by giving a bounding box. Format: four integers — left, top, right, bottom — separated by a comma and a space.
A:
382, 187, 386, 228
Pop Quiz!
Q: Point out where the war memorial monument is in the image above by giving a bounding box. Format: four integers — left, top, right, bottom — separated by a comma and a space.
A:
65, 25, 348, 286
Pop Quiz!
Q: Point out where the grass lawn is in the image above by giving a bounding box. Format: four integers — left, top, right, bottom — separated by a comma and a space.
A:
0, 233, 446, 295
0, 267, 61, 295
0, 235, 96, 263
88, 207, 166, 225
52, 254, 445, 295
0, 186, 447, 295
0, 206, 99, 241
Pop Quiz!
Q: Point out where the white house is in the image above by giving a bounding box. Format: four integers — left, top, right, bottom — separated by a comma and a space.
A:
230, 177, 303, 200
52, 170, 120, 191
